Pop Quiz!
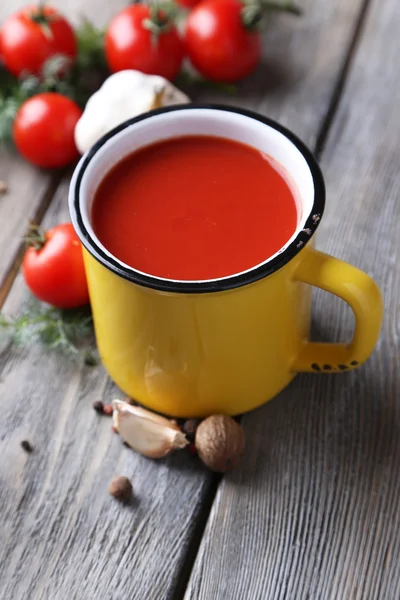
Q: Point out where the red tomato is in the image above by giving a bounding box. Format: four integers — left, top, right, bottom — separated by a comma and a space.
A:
185, 0, 261, 82
13, 93, 82, 169
22, 223, 89, 309
105, 5, 184, 81
0, 5, 76, 77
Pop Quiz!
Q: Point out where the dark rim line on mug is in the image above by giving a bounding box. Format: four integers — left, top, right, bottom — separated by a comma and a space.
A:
70, 104, 326, 294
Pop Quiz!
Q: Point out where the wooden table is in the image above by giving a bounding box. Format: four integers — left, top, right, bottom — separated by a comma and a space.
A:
1, 1, 399, 598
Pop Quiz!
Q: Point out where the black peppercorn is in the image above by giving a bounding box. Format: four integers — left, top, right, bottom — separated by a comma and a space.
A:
182, 419, 200, 443
93, 400, 104, 414
21, 440, 33, 453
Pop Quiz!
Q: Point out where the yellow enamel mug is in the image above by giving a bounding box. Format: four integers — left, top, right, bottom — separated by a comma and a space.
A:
69, 105, 383, 418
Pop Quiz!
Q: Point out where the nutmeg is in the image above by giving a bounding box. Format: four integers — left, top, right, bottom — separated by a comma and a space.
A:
195, 415, 245, 472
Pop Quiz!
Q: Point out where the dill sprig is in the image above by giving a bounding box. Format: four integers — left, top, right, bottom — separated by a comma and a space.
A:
0, 300, 98, 366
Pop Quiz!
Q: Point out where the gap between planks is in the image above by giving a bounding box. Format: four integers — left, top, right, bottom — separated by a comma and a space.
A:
166, 473, 223, 600
0, 172, 64, 309
314, 0, 374, 159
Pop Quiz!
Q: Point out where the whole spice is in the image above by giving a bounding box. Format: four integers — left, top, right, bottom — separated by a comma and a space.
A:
109, 475, 133, 501
103, 404, 113, 416
20, 440, 33, 453
112, 400, 189, 458
195, 414, 245, 472
92, 400, 104, 414
182, 418, 200, 443
0, 180, 7, 195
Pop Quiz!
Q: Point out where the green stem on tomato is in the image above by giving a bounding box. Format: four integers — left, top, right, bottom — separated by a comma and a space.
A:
24, 221, 47, 251
30, 2, 57, 40
241, 0, 302, 30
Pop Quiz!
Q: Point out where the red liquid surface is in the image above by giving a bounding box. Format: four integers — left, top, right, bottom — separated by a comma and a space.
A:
92, 135, 298, 280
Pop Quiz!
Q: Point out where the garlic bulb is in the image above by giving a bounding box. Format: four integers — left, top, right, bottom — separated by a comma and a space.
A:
112, 400, 188, 459
74, 70, 190, 154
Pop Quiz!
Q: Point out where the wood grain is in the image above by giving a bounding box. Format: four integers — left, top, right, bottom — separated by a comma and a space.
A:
184, 0, 400, 599
0, 0, 127, 303
0, 181, 217, 600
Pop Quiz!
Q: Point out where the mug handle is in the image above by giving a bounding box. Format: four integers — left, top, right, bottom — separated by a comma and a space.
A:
292, 248, 383, 373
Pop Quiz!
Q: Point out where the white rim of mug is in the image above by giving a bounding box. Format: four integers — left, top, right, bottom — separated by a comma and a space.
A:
69, 104, 325, 294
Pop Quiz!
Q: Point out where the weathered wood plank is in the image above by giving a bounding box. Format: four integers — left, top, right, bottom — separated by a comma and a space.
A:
0, 180, 217, 600
184, 0, 400, 599
0, 0, 127, 302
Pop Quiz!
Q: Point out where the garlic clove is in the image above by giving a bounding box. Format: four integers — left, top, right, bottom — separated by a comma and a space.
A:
112, 400, 180, 429
112, 400, 188, 459
150, 86, 166, 110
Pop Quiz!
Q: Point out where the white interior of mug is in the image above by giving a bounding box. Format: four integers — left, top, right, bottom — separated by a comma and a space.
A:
75, 108, 315, 283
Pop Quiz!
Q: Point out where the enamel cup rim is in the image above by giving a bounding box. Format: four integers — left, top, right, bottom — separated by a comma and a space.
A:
69, 104, 325, 294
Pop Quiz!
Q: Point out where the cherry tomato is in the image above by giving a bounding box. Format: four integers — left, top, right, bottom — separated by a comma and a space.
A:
0, 5, 76, 77
13, 93, 82, 169
185, 0, 261, 82
105, 5, 184, 81
23, 223, 90, 309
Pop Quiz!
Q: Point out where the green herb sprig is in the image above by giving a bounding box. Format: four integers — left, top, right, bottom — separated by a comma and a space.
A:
0, 301, 98, 366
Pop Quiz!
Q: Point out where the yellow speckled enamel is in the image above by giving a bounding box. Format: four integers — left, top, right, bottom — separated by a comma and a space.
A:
83, 245, 383, 418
